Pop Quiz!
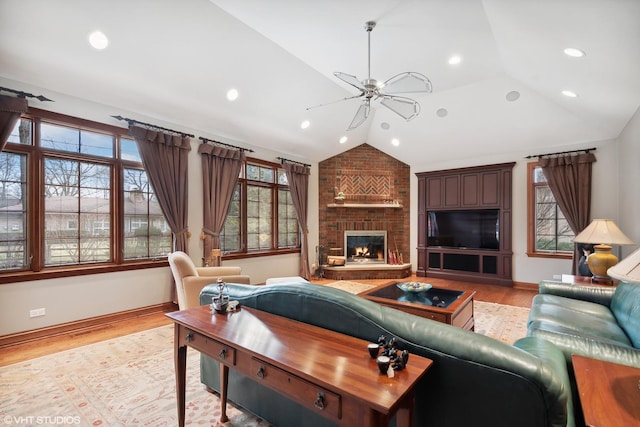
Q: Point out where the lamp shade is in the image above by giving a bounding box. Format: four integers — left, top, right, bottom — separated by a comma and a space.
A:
573, 219, 634, 245
608, 247, 640, 283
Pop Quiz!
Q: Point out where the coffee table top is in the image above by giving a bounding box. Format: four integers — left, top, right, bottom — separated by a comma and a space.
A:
362, 282, 465, 309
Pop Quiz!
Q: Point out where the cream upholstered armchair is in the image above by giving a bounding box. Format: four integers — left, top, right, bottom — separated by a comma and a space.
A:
168, 251, 251, 310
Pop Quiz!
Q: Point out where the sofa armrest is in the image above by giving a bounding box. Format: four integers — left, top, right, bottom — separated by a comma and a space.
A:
529, 328, 640, 369
513, 337, 573, 427
538, 281, 615, 306
217, 275, 251, 285
196, 266, 242, 276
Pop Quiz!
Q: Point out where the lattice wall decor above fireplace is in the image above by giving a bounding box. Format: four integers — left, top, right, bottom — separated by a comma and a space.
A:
336, 169, 392, 201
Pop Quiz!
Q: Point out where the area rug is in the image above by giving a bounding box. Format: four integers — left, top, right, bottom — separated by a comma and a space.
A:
0, 326, 270, 427
0, 285, 529, 427
324, 280, 530, 344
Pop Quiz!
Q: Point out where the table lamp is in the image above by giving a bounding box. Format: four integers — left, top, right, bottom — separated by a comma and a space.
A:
607, 247, 640, 284
574, 219, 634, 284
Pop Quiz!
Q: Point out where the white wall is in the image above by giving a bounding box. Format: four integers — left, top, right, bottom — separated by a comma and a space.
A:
0, 269, 172, 335
616, 106, 640, 257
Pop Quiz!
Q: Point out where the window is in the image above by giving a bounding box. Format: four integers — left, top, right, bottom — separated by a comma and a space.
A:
220, 160, 299, 255
527, 163, 574, 257
0, 152, 27, 270
0, 108, 171, 282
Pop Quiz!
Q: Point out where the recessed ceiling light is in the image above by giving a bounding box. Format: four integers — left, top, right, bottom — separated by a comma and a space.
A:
436, 108, 448, 118
391, 138, 400, 147
300, 120, 310, 129
339, 136, 348, 144
562, 90, 578, 98
88, 30, 109, 50
505, 90, 520, 102
226, 88, 239, 101
564, 47, 585, 58
448, 55, 462, 65
380, 122, 390, 130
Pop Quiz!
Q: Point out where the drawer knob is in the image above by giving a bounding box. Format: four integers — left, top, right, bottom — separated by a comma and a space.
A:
256, 366, 265, 379
314, 392, 326, 410
219, 347, 227, 359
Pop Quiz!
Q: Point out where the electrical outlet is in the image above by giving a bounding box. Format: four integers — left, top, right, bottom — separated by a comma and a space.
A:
552, 274, 562, 280
29, 308, 46, 318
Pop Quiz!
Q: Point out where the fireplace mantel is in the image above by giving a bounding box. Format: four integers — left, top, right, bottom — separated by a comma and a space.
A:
326, 203, 403, 208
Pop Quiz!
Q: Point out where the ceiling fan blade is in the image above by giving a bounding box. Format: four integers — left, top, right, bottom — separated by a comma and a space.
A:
334, 72, 366, 92
382, 72, 432, 94
306, 94, 364, 111
380, 95, 420, 121
347, 101, 370, 130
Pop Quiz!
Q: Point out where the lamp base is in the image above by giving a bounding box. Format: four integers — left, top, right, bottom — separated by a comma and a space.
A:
586, 244, 618, 285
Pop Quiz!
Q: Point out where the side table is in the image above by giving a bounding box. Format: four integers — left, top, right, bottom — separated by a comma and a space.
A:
571, 354, 640, 427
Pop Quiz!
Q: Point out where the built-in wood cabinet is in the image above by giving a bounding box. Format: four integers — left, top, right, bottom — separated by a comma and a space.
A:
416, 163, 515, 286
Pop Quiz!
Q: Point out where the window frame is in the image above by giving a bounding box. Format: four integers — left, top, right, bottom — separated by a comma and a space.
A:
221, 158, 300, 260
526, 162, 573, 259
0, 108, 169, 284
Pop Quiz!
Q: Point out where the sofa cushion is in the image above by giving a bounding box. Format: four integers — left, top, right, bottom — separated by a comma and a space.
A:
528, 294, 633, 347
610, 282, 640, 347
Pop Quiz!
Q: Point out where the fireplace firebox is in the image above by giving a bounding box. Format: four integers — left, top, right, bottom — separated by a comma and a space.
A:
345, 230, 387, 264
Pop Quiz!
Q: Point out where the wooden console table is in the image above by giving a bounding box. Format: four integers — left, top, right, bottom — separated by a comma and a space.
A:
167, 305, 433, 427
572, 354, 640, 426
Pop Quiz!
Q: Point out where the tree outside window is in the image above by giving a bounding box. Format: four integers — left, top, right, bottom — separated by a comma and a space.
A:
527, 163, 574, 257
220, 160, 299, 255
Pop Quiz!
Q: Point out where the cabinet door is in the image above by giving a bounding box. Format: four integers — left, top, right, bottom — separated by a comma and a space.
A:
481, 171, 499, 206
426, 177, 443, 208
443, 176, 459, 207
461, 173, 479, 206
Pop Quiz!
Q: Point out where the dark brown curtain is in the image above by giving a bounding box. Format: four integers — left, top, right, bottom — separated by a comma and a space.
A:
199, 144, 245, 259
283, 161, 311, 280
129, 125, 191, 253
539, 152, 596, 274
0, 95, 28, 151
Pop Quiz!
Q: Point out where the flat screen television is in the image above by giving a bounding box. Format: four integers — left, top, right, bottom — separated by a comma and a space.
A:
427, 209, 499, 250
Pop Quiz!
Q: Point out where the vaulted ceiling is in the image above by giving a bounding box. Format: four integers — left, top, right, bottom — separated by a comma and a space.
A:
1, 0, 638, 168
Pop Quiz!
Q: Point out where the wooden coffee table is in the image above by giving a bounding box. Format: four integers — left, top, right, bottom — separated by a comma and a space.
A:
572, 354, 640, 427
359, 282, 475, 331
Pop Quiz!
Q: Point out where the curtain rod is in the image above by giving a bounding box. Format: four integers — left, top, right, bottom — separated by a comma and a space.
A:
199, 136, 253, 152
111, 115, 194, 138
0, 86, 53, 102
277, 157, 311, 167
525, 147, 596, 159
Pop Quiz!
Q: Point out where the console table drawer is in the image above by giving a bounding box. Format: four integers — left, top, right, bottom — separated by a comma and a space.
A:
184, 329, 236, 365
251, 358, 341, 420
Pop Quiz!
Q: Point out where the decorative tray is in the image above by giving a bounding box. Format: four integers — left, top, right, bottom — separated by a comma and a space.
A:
396, 282, 432, 293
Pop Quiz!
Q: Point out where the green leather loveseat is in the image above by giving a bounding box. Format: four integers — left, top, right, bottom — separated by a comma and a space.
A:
200, 282, 574, 427
528, 281, 640, 368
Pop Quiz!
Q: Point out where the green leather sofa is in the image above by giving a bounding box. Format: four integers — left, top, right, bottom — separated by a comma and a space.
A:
200, 282, 573, 427
528, 281, 640, 368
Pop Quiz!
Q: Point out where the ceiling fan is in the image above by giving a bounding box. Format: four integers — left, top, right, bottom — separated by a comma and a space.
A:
309, 21, 432, 130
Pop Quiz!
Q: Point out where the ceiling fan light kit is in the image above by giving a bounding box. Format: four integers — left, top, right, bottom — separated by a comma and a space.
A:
326, 21, 432, 130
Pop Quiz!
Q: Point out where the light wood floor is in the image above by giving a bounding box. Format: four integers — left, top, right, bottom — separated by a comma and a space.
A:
1, 275, 536, 367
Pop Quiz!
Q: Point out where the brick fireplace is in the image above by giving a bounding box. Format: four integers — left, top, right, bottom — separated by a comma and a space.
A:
318, 144, 411, 280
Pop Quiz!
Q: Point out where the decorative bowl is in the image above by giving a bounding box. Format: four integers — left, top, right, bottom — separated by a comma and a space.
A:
396, 282, 432, 293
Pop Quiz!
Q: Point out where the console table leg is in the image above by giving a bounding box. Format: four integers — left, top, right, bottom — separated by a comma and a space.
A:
219, 363, 230, 423
175, 328, 187, 427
